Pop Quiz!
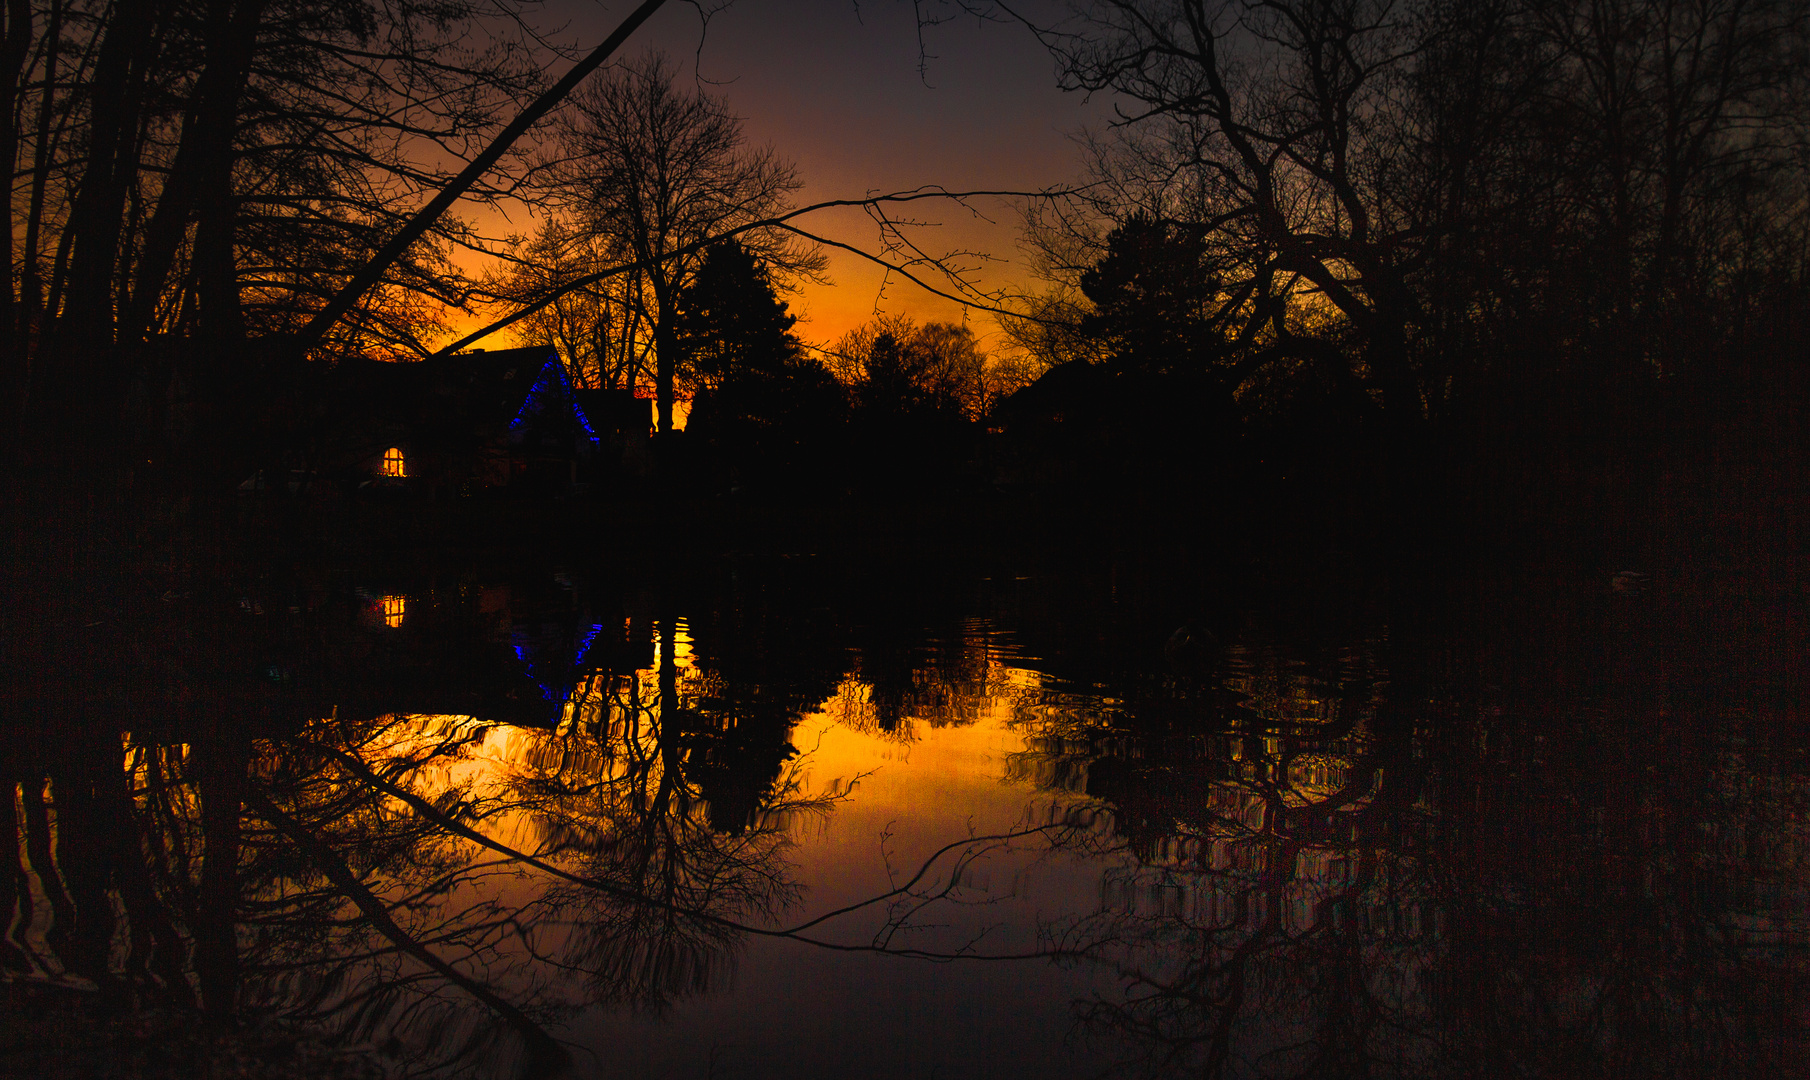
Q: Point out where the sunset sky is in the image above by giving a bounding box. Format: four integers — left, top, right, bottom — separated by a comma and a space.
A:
474, 0, 1111, 357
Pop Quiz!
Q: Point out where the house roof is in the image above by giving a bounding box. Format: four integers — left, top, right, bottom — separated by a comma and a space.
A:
328, 346, 598, 448
332, 346, 547, 424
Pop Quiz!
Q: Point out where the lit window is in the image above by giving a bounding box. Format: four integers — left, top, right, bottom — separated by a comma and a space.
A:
382, 447, 406, 477
381, 595, 406, 628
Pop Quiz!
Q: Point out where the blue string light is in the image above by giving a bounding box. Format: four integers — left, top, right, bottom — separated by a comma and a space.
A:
574, 622, 607, 667
509, 618, 609, 705
510, 353, 600, 446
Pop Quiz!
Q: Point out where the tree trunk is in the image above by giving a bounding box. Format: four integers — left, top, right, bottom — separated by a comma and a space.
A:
654, 279, 677, 434
0, 776, 30, 973
193, 738, 246, 1020
47, 0, 163, 432
50, 763, 120, 1002
0, 0, 34, 435
121, 0, 265, 348
15, 0, 63, 427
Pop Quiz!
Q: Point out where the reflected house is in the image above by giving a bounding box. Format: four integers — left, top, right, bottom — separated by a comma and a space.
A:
20, 576, 627, 734
0, 579, 575, 740
322, 345, 600, 495
340, 580, 615, 728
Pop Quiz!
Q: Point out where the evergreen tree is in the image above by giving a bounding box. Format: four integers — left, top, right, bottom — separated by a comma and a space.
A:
1078, 213, 1224, 376
675, 240, 800, 396
675, 239, 842, 449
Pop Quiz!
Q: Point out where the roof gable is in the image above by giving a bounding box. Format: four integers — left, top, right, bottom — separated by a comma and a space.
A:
509, 351, 599, 445
329, 347, 598, 446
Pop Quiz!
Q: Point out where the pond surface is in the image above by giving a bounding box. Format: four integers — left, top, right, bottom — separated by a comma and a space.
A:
1, 547, 1805, 1078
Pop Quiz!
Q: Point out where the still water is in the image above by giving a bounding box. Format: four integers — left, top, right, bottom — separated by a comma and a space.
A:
2, 551, 1804, 1078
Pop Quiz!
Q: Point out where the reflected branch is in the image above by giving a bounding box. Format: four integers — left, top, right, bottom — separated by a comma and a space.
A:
242, 788, 572, 1078
290, 732, 1099, 961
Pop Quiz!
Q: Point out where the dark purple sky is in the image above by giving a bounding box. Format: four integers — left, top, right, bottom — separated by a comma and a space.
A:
522, 0, 1111, 352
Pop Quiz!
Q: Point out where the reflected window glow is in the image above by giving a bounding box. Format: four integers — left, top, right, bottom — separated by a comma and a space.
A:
650, 620, 696, 671
382, 447, 406, 477
381, 595, 406, 628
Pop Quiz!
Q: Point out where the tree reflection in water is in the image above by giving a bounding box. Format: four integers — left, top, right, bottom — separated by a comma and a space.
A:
513, 619, 836, 1013
22, 620, 854, 1076
999, 585, 1810, 1080
0, 582, 1080, 1079
1003, 633, 1441, 1078
2, 562, 1805, 1079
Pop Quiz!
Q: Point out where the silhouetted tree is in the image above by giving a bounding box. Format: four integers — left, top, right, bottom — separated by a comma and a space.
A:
1036, 1, 1436, 427
676, 239, 802, 395
542, 52, 821, 436
1078, 211, 1228, 376
6, 0, 555, 452
487, 217, 648, 391
999, 0, 1808, 412
829, 315, 1020, 421
676, 239, 844, 469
